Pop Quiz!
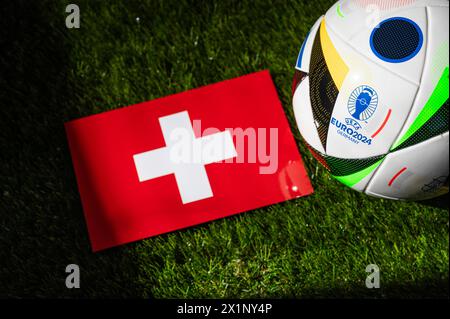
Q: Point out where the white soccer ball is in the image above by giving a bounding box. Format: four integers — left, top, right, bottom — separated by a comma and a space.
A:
292, 0, 449, 200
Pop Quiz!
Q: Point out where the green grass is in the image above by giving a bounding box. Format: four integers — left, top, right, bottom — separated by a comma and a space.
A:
0, 0, 448, 298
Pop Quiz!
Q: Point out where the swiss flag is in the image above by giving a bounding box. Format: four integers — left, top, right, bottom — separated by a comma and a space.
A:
65, 70, 313, 251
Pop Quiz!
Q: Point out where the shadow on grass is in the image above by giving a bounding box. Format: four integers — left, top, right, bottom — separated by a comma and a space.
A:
419, 193, 449, 210
0, 0, 146, 297
290, 277, 449, 299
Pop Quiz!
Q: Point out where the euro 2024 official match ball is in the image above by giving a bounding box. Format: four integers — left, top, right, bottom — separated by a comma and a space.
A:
292, 0, 449, 200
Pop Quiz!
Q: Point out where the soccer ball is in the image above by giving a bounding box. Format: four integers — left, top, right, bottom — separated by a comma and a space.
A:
292, 0, 449, 200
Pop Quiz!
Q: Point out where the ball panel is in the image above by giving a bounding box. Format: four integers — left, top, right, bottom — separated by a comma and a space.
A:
334, 157, 383, 191
295, 16, 322, 73
308, 21, 342, 151
318, 149, 385, 177
348, 6, 427, 84
352, 0, 417, 11
392, 90, 448, 152
303, 142, 385, 192
325, 1, 377, 41
293, 76, 326, 154
319, 18, 349, 90
324, 0, 427, 45
323, 22, 419, 158
365, 132, 449, 200
370, 17, 423, 63
391, 7, 449, 150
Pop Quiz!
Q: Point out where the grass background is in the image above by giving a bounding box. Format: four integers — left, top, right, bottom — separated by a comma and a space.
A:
0, 0, 448, 298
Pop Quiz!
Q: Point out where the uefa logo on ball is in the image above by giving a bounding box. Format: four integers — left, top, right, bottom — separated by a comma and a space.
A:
347, 85, 378, 122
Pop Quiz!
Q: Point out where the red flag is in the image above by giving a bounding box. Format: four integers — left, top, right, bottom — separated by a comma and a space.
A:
65, 70, 313, 251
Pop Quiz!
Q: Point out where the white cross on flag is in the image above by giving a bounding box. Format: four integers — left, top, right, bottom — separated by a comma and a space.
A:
65, 71, 313, 251
133, 111, 238, 204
